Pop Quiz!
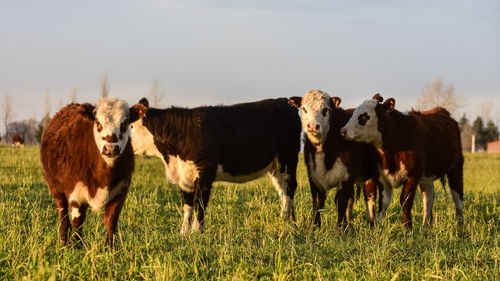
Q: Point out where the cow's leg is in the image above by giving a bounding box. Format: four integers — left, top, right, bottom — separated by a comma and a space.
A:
376, 172, 393, 221
335, 180, 354, 228
103, 190, 128, 248
180, 190, 195, 235
363, 180, 378, 226
419, 180, 434, 227
400, 178, 418, 228
53, 194, 70, 245
447, 155, 464, 225
192, 168, 215, 233
269, 158, 296, 221
310, 178, 326, 227
69, 201, 88, 246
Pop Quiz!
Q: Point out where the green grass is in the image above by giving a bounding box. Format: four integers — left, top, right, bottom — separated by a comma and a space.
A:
0, 146, 498, 280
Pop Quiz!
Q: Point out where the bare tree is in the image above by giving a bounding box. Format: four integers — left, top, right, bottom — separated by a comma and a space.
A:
479, 100, 492, 123
101, 74, 109, 97
44, 90, 52, 117
150, 78, 164, 107
70, 87, 78, 103
417, 77, 463, 115
2, 93, 13, 142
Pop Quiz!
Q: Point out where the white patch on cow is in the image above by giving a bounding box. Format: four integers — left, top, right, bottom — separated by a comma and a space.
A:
191, 217, 202, 233
93, 97, 131, 167
181, 204, 193, 235
130, 118, 163, 157
365, 193, 376, 223
450, 189, 464, 223
419, 178, 435, 226
70, 207, 81, 220
342, 99, 382, 146
308, 152, 350, 192
69, 181, 127, 212
346, 196, 353, 221
377, 167, 393, 221
162, 155, 199, 193
299, 89, 334, 145
383, 162, 409, 188
267, 158, 293, 218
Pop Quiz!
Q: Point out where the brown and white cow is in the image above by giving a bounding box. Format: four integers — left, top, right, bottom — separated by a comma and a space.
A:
288, 90, 384, 227
341, 94, 464, 228
13, 134, 24, 147
130, 97, 301, 235
40, 98, 146, 247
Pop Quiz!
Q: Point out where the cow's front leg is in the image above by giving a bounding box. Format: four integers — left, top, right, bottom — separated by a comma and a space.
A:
363, 180, 378, 226
377, 172, 393, 222
310, 178, 326, 228
401, 178, 418, 228
192, 167, 216, 233
335, 180, 354, 228
103, 190, 128, 248
180, 190, 195, 235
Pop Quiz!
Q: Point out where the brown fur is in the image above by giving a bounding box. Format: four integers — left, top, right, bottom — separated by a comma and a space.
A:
40, 103, 135, 247
376, 104, 463, 227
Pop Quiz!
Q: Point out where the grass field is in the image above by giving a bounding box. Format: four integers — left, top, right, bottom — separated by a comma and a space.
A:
0, 146, 498, 280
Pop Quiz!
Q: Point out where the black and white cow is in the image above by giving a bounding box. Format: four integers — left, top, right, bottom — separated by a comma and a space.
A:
130, 97, 301, 234
288, 90, 384, 227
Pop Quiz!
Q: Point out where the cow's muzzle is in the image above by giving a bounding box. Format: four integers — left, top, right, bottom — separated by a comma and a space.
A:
102, 143, 120, 156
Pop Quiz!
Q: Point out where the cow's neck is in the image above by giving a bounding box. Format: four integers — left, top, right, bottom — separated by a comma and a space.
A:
320, 108, 351, 169
379, 111, 418, 167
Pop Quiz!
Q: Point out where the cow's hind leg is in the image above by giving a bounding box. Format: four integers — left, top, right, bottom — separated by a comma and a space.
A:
269, 157, 297, 221
447, 155, 464, 225
68, 201, 88, 246
377, 172, 393, 222
419, 179, 434, 227
192, 168, 215, 233
180, 191, 195, 235
53, 194, 70, 245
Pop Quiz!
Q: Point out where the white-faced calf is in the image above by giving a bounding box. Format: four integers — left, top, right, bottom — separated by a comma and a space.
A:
40, 98, 146, 247
341, 94, 464, 228
289, 90, 384, 227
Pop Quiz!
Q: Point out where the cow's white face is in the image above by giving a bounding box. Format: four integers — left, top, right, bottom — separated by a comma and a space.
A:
93, 98, 131, 166
130, 118, 160, 157
342, 99, 382, 146
299, 90, 334, 145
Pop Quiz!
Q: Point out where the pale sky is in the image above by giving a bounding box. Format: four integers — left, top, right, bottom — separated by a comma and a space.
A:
1, 0, 499, 128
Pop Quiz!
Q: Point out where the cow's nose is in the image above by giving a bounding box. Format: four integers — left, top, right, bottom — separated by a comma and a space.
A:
102, 144, 120, 156
340, 127, 347, 137
307, 122, 319, 132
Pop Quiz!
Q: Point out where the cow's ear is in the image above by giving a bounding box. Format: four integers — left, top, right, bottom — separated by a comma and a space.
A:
130, 103, 147, 123
80, 103, 95, 120
288, 96, 302, 108
383, 98, 395, 113
139, 97, 150, 109
372, 93, 384, 103
331, 96, 341, 108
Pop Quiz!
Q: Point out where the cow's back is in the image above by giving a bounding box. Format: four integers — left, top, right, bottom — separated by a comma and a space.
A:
411, 107, 462, 177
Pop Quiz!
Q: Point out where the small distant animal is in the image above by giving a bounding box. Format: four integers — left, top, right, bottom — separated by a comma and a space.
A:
12, 134, 24, 147
130, 97, 301, 234
40, 97, 146, 247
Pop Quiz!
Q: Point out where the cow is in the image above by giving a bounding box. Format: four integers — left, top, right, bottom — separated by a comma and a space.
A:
341, 94, 464, 228
288, 89, 384, 227
130, 97, 301, 234
13, 134, 24, 147
40, 98, 147, 247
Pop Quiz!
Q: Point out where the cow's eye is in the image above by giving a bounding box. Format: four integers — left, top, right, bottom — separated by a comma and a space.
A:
302, 107, 307, 114
358, 113, 371, 126
322, 108, 328, 116
95, 120, 103, 132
